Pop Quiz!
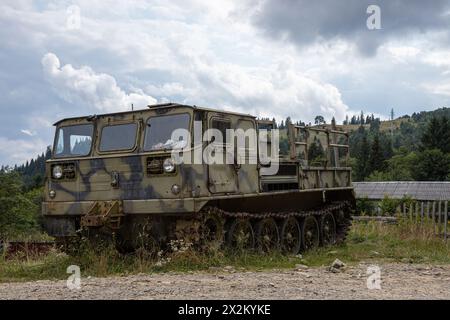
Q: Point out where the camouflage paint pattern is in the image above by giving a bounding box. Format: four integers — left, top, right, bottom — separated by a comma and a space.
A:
42, 103, 354, 238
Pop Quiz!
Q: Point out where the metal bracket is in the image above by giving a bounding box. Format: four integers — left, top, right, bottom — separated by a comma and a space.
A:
81, 200, 124, 229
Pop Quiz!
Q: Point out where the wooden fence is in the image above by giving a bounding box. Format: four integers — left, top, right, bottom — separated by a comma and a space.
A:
400, 200, 448, 241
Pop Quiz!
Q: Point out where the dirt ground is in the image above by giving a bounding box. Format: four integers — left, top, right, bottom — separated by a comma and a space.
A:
1, 262, 449, 300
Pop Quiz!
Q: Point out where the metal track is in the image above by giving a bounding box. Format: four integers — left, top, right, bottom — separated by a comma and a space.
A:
5, 202, 352, 256
202, 200, 353, 246
217, 201, 351, 219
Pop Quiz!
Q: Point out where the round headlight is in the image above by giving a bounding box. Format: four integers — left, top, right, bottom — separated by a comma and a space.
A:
163, 158, 175, 173
52, 165, 63, 179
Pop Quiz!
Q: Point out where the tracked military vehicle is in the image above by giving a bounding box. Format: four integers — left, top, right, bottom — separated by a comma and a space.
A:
42, 103, 354, 254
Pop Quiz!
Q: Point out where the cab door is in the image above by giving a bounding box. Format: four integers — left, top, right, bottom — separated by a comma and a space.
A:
235, 118, 259, 193
205, 115, 238, 194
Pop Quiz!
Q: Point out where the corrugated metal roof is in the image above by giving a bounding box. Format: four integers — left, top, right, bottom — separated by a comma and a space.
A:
353, 181, 450, 201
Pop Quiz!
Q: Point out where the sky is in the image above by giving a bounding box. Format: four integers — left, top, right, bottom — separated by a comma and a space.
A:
1, 0, 450, 166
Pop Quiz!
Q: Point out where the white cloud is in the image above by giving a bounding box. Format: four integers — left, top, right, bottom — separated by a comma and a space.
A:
41, 52, 157, 112
20, 129, 36, 136
0, 137, 48, 166
422, 50, 450, 75
37, 15, 349, 122
143, 52, 350, 122
387, 46, 421, 64
423, 82, 450, 97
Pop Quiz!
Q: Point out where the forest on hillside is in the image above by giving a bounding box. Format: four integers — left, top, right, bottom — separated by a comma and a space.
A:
0, 148, 51, 239
347, 107, 450, 181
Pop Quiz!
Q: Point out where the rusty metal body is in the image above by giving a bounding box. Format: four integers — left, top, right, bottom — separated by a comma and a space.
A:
42, 103, 355, 252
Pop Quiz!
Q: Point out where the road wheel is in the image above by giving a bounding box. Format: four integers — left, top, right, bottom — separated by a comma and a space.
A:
255, 218, 280, 253
200, 210, 225, 251
320, 212, 337, 246
301, 216, 319, 251
226, 218, 254, 251
134, 234, 159, 258
280, 216, 301, 254
130, 219, 159, 258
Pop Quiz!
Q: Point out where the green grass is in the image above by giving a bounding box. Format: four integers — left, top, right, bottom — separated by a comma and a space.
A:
1, 218, 450, 283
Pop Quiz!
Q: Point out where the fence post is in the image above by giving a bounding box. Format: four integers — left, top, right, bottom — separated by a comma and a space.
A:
420, 202, 424, 221
427, 201, 430, 219
415, 202, 419, 221
438, 201, 442, 234
432, 201, 436, 235
445, 201, 448, 242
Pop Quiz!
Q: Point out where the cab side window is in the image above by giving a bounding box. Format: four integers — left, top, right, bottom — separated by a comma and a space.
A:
99, 123, 138, 152
211, 119, 231, 145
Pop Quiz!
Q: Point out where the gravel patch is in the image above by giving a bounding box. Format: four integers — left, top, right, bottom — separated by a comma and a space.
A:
1, 263, 450, 300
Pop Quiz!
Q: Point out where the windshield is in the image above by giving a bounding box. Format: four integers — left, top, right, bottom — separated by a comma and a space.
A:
54, 124, 93, 158
144, 114, 190, 151
99, 123, 137, 152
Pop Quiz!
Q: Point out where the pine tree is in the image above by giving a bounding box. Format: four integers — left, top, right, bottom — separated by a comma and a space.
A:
314, 115, 325, 125
355, 135, 370, 181
308, 138, 325, 165
421, 116, 450, 153
285, 117, 292, 127
368, 135, 385, 173
412, 149, 450, 181
13, 145, 52, 190
344, 115, 349, 125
